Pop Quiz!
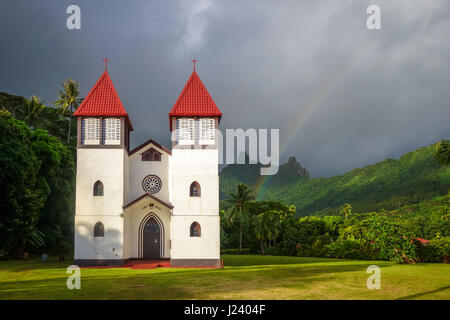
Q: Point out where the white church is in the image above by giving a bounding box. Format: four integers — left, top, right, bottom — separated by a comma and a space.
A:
73, 62, 222, 267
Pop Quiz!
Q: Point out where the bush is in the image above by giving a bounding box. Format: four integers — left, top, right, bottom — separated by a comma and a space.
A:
221, 248, 251, 255
325, 239, 377, 260
295, 243, 312, 257
264, 246, 289, 256
338, 216, 417, 263
418, 236, 450, 263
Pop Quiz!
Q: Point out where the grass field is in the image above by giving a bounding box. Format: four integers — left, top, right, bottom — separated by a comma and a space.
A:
0, 255, 449, 300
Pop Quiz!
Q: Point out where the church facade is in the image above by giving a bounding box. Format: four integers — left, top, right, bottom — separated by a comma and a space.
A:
73, 64, 222, 267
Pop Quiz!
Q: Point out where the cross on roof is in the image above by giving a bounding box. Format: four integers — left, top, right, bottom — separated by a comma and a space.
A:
102, 58, 111, 71
191, 58, 198, 71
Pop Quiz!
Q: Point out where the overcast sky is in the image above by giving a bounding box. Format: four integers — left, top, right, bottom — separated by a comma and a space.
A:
0, 0, 449, 177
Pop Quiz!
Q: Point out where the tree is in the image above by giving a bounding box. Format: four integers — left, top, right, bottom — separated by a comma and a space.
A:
340, 203, 352, 221
23, 96, 44, 130
254, 213, 269, 255
339, 215, 417, 263
0, 111, 47, 256
253, 210, 282, 254
0, 110, 75, 257
1, 92, 76, 144
227, 183, 253, 251
435, 140, 450, 166
265, 210, 281, 247
54, 79, 82, 142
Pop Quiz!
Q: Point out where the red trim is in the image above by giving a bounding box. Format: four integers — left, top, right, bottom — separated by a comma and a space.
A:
128, 138, 172, 156
123, 193, 174, 210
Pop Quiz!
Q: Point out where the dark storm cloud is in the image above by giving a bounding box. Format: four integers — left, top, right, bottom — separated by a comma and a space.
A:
0, 0, 449, 177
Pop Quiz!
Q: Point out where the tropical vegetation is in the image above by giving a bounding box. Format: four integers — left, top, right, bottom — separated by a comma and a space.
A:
221, 184, 449, 263
0, 88, 448, 265
220, 143, 450, 216
0, 86, 80, 259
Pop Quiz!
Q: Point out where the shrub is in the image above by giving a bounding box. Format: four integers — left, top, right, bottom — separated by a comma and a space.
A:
295, 243, 312, 257
221, 248, 251, 255
418, 236, 450, 263
338, 216, 417, 263
325, 239, 377, 260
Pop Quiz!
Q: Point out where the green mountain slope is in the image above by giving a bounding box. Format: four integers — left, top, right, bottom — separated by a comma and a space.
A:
220, 142, 450, 216
386, 194, 450, 239
220, 155, 309, 199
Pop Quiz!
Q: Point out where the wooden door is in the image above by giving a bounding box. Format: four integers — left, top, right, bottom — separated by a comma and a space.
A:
143, 217, 161, 259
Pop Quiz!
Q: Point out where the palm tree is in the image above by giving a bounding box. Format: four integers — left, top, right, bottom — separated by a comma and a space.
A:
54, 79, 82, 142
254, 213, 268, 255
254, 210, 281, 255
266, 210, 281, 248
24, 96, 44, 130
227, 183, 253, 251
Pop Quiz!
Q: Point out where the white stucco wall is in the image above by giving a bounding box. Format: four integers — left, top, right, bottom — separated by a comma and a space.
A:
74, 215, 124, 260
123, 198, 171, 259
170, 148, 220, 260
171, 149, 219, 176
75, 138, 220, 262
127, 143, 170, 205
76, 148, 125, 215
170, 176, 218, 215
170, 149, 219, 216
170, 215, 220, 260
123, 148, 130, 208
75, 148, 126, 260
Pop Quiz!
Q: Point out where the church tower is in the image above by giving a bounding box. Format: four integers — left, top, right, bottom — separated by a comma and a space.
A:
168, 61, 222, 266
73, 64, 133, 265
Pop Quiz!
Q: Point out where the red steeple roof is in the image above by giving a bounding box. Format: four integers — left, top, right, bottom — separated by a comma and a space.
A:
169, 70, 222, 130
74, 70, 133, 130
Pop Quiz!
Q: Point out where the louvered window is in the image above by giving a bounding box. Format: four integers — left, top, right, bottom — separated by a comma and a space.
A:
82, 118, 100, 145
176, 118, 194, 145
198, 118, 215, 145
102, 118, 121, 145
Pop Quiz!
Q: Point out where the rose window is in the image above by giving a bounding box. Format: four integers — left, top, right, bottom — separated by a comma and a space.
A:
142, 175, 162, 194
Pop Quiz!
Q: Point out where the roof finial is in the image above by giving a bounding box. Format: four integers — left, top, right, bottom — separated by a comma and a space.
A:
102, 58, 111, 71
191, 57, 198, 72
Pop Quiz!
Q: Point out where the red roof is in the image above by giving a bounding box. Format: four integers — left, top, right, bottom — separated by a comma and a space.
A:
74, 70, 133, 130
169, 71, 222, 130
415, 237, 430, 245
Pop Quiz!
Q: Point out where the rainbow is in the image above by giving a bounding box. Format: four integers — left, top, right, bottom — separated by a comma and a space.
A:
254, 44, 374, 200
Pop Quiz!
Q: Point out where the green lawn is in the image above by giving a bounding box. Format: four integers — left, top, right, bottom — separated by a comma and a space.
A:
0, 255, 449, 300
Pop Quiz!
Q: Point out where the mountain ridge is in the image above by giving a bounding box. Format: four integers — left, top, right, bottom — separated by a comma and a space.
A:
219, 142, 450, 216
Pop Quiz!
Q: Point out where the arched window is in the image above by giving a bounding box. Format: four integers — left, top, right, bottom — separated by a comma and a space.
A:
190, 222, 201, 237
93, 180, 103, 196
142, 152, 151, 161
190, 181, 201, 197
94, 222, 104, 237
152, 152, 161, 161
141, 148, 162, 161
